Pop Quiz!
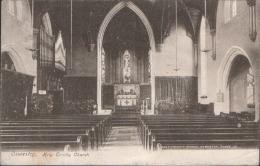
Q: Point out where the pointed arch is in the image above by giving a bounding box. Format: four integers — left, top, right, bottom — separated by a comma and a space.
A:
96, 1, 156, 113
217, 46, 254, 91
1, 44, 26, 73
217, 46, 258, 121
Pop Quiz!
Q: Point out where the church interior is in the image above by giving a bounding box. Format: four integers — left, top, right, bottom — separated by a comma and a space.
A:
1, 0, 259, 164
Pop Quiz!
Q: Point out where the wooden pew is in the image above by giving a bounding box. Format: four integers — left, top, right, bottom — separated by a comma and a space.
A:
1, 135, 83, 151
1, 124, 99, 150
1, 117, 112, 145
1, 115, 112, 151
3, 116, 112, 145
154, 139, 259, 150
2, 130, 90, 150
138, 115, 259, 150
14, 115, 113, 146
220, 112, 255, 121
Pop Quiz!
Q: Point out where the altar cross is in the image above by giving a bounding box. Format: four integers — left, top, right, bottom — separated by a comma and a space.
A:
124, 100, 130, 105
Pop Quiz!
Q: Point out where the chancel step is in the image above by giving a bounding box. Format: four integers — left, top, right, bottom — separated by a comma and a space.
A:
112, 108, 140, 127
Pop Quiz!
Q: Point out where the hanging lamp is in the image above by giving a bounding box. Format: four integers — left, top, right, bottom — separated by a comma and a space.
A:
247, 0, 257, 42
201, 0, 211, 53
157, 0, 166, 52
173, 0, 180, 71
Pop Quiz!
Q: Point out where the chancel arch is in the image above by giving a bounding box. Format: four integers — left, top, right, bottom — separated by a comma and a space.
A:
97, 1, 156, 113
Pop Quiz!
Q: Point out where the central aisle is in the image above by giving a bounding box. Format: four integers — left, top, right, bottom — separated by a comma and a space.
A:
2, 126, 258, 165
100, 126, 142, 150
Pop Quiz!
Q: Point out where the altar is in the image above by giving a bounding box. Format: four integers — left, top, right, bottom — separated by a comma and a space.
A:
114, 84, 139, 107
117, 95, 137, 106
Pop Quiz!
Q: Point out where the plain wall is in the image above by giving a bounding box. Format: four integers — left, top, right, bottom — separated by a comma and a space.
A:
1, 0, 35, 75
154, 21, 195, 77
66, 32, 97, 77
208, 1, 260, 118
1, 0, 36, 93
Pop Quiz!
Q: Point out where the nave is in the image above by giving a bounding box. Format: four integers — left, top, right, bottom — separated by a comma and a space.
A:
1, 109, 258, 151
1, 0, 260, 165
1, 109, 259, 165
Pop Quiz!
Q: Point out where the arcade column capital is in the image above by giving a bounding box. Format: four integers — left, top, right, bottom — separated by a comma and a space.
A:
210, 29, 216, 37
246, 0, 256, 6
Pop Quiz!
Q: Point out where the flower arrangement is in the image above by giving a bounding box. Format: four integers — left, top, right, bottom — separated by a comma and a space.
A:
156, 100, 190, 114
2, 96, 25, 120
32, 94, 53, 115
63, 99, 95, 115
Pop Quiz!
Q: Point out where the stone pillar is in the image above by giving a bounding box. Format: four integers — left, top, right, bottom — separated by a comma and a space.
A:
247, 0, 257, 42
24, 95, 28, 116
33, 28, 39, 93
210, 29, 216, 60
149, 50, 155, 114
97, 44, 102, 114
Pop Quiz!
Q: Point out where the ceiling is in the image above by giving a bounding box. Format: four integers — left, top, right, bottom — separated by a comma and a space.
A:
32, 0, 219, 50
103, 8, 150, 52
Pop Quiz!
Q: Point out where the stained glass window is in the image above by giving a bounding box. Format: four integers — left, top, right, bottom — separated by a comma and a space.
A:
247, 67, 255, 108
123, 50, 131, 83
101, 47, 106, 85
232, 0, 237, 18
224, 0, 237, 24
16, 0, 23, 21
8, 0, 15, 16
148, 50, 151, 83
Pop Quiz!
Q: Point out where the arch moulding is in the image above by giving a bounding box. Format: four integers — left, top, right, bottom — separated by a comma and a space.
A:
96, 1, 156, 114
217, 46, 253, 91
217, 46, 258, 121
1, 44, 27, 74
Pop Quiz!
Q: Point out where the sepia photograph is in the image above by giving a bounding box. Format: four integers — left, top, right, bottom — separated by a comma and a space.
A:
0, 0, 259, 165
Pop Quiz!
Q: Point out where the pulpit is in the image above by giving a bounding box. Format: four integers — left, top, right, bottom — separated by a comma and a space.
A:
114, 84, 139, 108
